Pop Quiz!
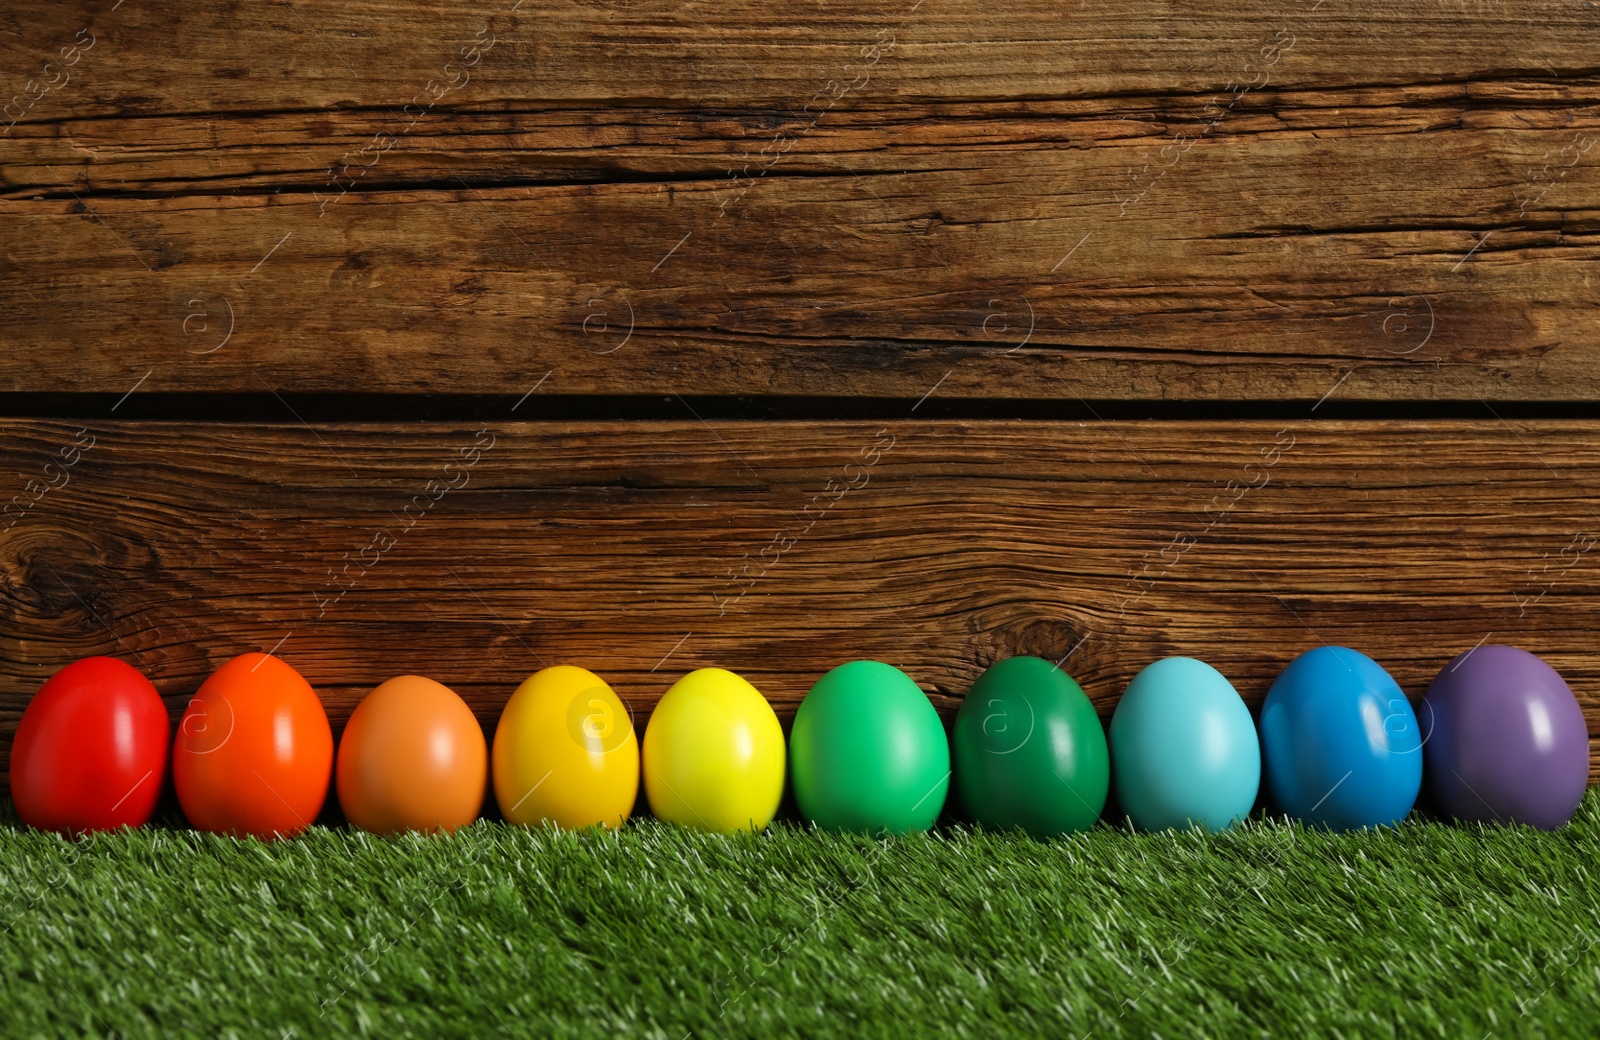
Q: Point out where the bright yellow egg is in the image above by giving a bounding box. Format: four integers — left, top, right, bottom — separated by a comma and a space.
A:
491, 665, 639, 829
642, 667, 785, 833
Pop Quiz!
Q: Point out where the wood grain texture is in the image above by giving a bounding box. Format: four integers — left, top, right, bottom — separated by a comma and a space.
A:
3, 2, 1600, 400
4, 0, 1595, 112
3, 419, 1599, 790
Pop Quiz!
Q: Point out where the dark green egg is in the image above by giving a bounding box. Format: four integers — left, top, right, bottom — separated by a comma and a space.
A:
952, 656, 1108, 836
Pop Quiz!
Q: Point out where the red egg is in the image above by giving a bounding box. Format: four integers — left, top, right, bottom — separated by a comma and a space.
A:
9, 656, 170, 834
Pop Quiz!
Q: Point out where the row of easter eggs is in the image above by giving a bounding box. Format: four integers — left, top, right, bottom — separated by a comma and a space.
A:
8, 643, 1591, 838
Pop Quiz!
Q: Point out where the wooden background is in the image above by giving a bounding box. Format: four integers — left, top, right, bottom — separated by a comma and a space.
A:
4, 1, 1600, 797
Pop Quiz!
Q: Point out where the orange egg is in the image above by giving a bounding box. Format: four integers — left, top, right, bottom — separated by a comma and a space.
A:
335, 675, 486, 834
173, 653, 333, 840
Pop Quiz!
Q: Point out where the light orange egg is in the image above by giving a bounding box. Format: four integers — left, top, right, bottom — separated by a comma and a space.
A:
335, 675, 487, 834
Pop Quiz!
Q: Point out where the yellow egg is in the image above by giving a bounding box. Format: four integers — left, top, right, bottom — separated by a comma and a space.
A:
491, 665, 639, 829
642, 667, 785, 833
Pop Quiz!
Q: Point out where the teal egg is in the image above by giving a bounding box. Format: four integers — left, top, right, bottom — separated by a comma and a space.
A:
1110, 657, 1260, 831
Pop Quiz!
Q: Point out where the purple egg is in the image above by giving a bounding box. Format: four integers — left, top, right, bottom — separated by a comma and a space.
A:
1420, 645, 1589, 829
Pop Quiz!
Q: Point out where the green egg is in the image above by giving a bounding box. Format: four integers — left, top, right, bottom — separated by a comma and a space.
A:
789, 660, 950, 833
952, 656, 1109, 837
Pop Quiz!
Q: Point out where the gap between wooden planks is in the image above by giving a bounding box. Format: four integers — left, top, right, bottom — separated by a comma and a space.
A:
1, 418, 1598, 788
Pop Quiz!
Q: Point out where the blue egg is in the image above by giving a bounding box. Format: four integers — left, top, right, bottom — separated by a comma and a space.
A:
1259, 647, 1421, 830
1109, 657, 1261, 831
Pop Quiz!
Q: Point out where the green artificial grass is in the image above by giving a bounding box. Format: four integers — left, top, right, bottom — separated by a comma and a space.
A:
4, 797, 1600, 1039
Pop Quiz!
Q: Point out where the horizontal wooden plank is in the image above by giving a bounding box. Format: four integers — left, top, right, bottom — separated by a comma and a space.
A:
2, 419, 1599, 790
5, 100, 1600, 401
4, 4, 1600, 402
10, 83, 1600, 200
3, 1, 1596, 114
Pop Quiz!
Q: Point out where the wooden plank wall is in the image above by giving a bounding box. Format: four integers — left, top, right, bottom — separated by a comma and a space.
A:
4, 1, 1600, 793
